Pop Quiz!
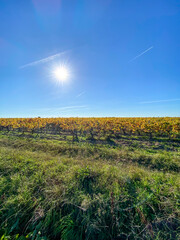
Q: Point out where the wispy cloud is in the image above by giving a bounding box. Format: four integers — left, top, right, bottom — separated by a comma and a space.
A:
76, 91, 86, 98
55, 105, 87, 111
19, 50, 70, 69
139, 98, 180, 104
129, 46, 153, 62
34, 105, 88, 113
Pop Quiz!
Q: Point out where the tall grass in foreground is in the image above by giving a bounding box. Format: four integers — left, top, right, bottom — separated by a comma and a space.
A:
0, 135, 179, 239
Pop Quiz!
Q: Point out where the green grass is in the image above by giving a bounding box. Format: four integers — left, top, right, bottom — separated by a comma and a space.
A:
0, 134, 179, 239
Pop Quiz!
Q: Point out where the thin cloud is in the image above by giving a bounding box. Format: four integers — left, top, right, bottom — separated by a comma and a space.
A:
31, 105, 89, 117
139, 98, 180, 104
34, 105, 88, 113
19, 50, 70, 69
76, 91, 86, 98
56, 105, 87, 111
55, 107, 90, 114
129, 46, 153, 62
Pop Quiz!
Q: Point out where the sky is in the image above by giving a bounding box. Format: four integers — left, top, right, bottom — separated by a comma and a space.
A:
0, 0, 180, 117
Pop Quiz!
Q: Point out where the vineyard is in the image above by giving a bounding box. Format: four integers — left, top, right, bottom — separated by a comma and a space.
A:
0, 117, 179, 141
0, 117, 180, 239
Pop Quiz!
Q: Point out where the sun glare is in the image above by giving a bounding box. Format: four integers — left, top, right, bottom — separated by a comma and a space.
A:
53, 66, 69, 82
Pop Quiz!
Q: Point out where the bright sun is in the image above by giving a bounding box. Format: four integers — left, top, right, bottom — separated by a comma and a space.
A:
53, 66, 69, 82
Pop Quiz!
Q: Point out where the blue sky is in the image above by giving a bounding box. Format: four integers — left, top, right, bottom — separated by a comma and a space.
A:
0, 0, 180, 117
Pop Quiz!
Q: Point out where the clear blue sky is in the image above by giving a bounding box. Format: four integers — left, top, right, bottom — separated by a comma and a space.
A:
0, 0, 180, 117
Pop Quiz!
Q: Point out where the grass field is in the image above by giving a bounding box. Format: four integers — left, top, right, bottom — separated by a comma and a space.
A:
0, 133, 179, 239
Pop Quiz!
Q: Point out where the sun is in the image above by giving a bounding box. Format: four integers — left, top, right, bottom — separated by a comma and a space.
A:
53, 66, 69, 82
